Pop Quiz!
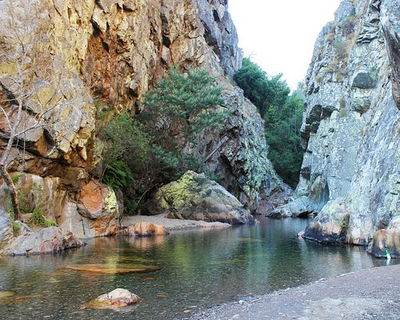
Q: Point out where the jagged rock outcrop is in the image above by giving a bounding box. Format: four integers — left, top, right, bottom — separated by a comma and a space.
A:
0, 226, 83, 256
0, 0, 287, 238
278, 0, 399, 246
146, 171, 255, 224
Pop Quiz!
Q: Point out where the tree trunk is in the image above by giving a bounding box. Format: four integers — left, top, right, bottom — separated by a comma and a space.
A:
0, 165, 21, 221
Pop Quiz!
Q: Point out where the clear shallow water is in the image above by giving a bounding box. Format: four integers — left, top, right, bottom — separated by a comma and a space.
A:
0, 217, 397, 319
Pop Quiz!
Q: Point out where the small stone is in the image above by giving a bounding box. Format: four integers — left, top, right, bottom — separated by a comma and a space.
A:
85, 288, 141, 310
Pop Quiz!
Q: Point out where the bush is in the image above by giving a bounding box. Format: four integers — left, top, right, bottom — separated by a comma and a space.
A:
103, 160, 133, 190
233, 58, 290, 116
234, 58, 303, 187
139, 66, 227, 180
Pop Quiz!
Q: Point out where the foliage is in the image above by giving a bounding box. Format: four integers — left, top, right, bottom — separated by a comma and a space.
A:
139, 66, 227, 180
26, 208, 55, 228
234, 58, 304, 187
99, 67, 226, 214
12, 221, 20, 236
233, 58, 290, 116
264, 91, 304, 187
103, 160, 133, 190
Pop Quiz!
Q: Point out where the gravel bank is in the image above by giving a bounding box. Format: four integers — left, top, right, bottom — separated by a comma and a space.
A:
190, 264, 400, 320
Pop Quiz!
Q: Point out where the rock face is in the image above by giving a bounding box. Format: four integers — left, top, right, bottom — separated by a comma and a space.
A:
0, 174, 120, 240
0, 0, 287, 235
123, 222, 169, 237
367, 216, 400, 259
147, 171, 255, 224
0, 226, 83, 256
278, 0, 399, 245
0, 206, 13, 248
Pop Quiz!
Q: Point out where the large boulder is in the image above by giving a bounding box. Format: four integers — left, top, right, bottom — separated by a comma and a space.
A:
267, 196, 315, 219
367, 216, 400, 259
146, 171, 254, 224
303, 199, 350, 244
0, 226, 84, 256
0, 174, 120, 239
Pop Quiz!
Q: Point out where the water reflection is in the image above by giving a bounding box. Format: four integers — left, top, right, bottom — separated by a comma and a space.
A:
0, 217, 397, 319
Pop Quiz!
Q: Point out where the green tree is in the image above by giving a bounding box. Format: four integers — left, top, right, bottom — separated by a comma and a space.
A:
264, 91, 304, 187
101, 112, 150, 189
234, 58, 303, 187
233, 58, 290, 116
139, 66, 228, 180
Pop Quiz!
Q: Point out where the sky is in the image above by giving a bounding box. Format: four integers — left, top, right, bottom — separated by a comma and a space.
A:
229, 0, 342, 90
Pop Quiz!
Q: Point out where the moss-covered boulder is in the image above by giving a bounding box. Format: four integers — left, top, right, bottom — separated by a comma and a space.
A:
146, 171, 254, 224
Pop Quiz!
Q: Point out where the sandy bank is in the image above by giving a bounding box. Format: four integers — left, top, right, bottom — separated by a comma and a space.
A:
122, 214, 231, 232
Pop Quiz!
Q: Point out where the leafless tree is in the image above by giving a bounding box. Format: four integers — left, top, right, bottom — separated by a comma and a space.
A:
0, 0, 65, 220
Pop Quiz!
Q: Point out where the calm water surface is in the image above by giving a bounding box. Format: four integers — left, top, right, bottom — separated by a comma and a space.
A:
0, 217, 397, 319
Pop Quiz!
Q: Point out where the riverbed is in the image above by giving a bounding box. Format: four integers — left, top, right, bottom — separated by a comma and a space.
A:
0, 218, 397, 319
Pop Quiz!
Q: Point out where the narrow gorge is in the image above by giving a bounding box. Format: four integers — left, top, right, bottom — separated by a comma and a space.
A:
0, 0, 399, 319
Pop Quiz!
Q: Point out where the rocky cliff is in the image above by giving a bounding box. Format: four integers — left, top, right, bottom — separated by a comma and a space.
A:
0, 0, 286, 245
278, 0, 399, 252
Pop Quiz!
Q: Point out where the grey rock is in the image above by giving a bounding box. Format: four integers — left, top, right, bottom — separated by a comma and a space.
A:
304, 199, 349, 244
351, 71, 377, 89
267, 196, 315, 219
0, 206, 13, 247
280, 0, 400, 245
146, 171, 255, 225
381, 0, 400, 109
0, 226, 84, 256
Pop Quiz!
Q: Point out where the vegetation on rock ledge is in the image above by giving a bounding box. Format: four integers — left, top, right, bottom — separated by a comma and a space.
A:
234, 58, 304, 187
100, 67, 228, 213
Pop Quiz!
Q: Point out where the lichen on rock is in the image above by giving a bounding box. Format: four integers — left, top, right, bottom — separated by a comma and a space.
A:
146, 171, 255, 225
274, 0, 400, 247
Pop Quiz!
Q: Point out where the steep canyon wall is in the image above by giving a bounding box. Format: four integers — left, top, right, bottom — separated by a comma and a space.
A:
283, 0, 399, 250
0, 0, 285, 242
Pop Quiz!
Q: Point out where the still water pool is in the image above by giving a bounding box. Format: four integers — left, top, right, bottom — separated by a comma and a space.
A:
0, 217, 396, 319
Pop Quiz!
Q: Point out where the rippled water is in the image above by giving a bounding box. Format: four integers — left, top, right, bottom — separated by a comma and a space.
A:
0, 217, 397, 319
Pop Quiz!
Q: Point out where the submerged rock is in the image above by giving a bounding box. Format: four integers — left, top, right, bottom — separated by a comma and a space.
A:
63, 264, 161, 274
85, 288, 141, 310
146, 171, 254, 225
0, 226, 84, 256
367, 216, 400, 259
123, 222, 169, 237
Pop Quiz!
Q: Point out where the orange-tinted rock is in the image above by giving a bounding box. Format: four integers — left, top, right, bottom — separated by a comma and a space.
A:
78, 181, 110, 219
123, 222, 169, 237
